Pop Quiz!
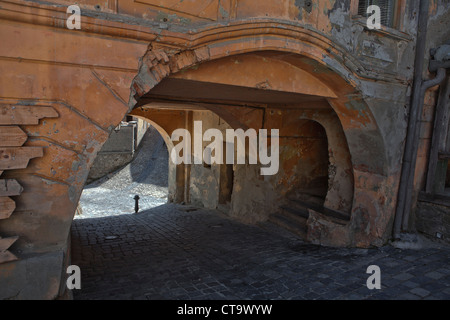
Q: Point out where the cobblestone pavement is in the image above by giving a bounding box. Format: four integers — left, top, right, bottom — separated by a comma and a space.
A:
73, 128, 450, 300
71, 204, 450, 300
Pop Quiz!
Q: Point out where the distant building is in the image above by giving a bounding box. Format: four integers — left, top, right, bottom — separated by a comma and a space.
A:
87, 118, 150, 183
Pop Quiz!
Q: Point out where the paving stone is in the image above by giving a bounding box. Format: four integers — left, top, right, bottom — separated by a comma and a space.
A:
409, 288, 431, 298
392, 273, 414, 281
72, 199, 450, 300
425, 271, 445, 280
402, 281, 420, 289
395, 293, 421, 300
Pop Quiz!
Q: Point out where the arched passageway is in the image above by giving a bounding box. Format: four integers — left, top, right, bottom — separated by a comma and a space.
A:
77, 124, 170, 218
129, 42, 387, 247
283, 120, 330, 203
0, 19, 404, 300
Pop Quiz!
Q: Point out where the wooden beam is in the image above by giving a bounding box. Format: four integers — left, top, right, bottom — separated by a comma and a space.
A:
0, 105, 58, 125
0, 147, 44, 170
138, 100, 207, 111
197, 103, 250, 130
0, 179, 23, 197
0, 197, 15, 219
0, 126, 28, 147
0, 236, 19, 252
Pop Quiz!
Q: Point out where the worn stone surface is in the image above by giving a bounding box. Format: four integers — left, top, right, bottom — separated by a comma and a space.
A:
416, 201, 450, 243
0, 251, 65, 300
71, 204, 450, 300
87, 153, 134, 184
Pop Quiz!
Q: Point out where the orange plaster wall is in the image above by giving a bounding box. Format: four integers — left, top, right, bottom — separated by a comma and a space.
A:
0, 18, 148, 254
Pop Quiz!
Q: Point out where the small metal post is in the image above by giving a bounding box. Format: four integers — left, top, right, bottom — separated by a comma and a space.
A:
134, 195, 140, 213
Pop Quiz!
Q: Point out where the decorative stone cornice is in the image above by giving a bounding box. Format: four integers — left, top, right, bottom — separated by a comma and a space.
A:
1, 0, 410, 87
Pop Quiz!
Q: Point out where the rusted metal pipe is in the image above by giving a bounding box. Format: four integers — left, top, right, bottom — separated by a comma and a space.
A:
394, 0, 430, 239
401, 68, 447, 231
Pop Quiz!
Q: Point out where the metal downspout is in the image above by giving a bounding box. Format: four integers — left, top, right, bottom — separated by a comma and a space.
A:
401, 68, 447, 231
393, 0, 430, 239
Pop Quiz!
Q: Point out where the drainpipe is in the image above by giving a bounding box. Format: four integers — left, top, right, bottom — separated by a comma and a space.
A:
401, 68, 447, 231
394, 0, 448, 238
393, 0, 429, 239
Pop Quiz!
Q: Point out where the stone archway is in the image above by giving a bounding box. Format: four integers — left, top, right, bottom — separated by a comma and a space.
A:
128, 25, 395, 248
128, 113, 180, 203
282, 119, 331, 204
131, 104, 239, 210
0, 19, 399, 300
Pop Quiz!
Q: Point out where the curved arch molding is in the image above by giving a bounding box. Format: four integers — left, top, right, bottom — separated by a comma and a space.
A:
130, 24, 398, 247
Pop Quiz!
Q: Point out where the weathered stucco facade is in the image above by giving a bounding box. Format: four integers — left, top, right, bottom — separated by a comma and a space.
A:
0, 0, 449, 299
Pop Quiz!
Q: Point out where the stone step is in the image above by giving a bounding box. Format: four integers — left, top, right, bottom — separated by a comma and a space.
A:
268, 193, 351, 239
287, 193, 325, 206
269, 212, 307, 239
288, 198, 350, 222
279, 204, 309, 222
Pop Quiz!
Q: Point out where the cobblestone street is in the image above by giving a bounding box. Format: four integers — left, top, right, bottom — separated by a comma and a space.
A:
71, 203, 450, 300
71, 128, 450, 300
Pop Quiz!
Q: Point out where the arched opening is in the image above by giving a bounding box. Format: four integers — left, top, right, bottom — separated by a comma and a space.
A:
129, 38, 393, 247
70, 117, 177, 300
265, 109, 354, 239
283, 120, 330, 204
265, 118, 332, 239
76, 120, 170, 219
66, 32, 392, 296
127, 51, 357, 237
58, 25, 394, 300
130, 105, 239, 212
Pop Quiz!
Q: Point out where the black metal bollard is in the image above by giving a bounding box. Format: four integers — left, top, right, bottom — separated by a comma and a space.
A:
134, 195, 140, 213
